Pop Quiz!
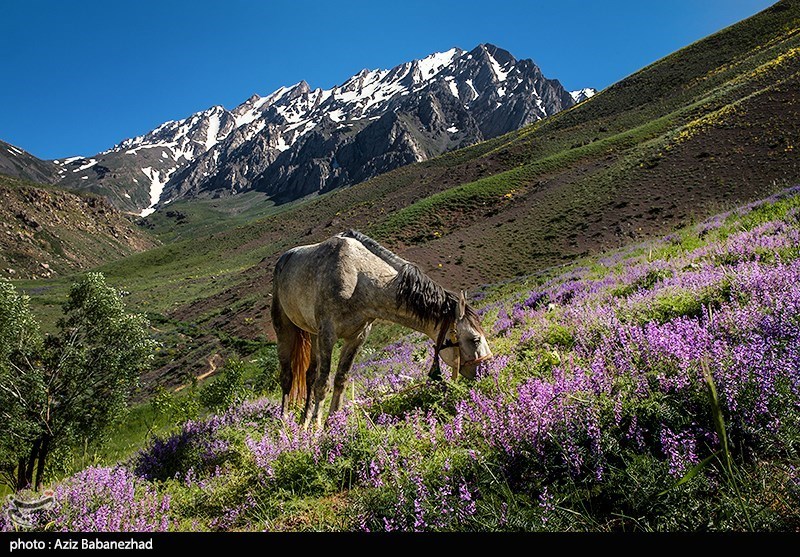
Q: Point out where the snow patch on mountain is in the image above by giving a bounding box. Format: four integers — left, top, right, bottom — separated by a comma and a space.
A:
140, 166, 169, 217
570, 88, 597, 103
205, 112, 221, 151
73, 159, 97, 172
233, 93, 275, 127
416, 47, 461, 81
55, 156, 84, 165
465, 79, 478, 98
487, 52, 509, 82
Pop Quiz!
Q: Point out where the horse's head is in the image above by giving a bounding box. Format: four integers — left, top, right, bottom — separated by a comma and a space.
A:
436, 291, 492, 379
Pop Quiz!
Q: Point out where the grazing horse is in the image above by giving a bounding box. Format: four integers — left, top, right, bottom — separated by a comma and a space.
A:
271, 229, 493, 427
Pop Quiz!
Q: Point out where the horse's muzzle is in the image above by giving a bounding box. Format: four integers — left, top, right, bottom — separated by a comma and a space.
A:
459, 353, 493, 379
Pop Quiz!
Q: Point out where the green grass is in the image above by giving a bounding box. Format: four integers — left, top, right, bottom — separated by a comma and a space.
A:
142, 191, 312, 243
371, 113, 685, 240
17, 172, 800, 531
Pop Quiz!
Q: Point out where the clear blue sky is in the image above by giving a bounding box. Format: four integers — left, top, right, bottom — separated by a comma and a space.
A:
0, 0, 778, 160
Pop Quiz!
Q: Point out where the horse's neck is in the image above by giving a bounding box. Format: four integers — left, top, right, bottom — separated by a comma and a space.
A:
384, 308, 440, 340
377, 279, 441, 342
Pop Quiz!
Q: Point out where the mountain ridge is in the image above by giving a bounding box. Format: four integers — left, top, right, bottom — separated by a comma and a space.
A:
0, 139, 59, 184
51, 43, 594, 215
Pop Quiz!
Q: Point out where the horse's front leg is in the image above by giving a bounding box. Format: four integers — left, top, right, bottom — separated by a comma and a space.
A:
303, 323, 336, 429
329, 324, 371, 418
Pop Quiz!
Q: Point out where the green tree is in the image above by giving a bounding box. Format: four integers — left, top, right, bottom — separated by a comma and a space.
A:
199, 357, 247, 412
0, 273, 156, 491
0, 280, 42, 490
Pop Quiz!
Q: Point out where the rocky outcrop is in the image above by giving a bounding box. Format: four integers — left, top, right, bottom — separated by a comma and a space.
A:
0, 177, 156, 280
0, 140, 58, 184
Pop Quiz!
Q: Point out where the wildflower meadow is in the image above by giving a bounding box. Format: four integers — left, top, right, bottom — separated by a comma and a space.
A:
3, 186, 800, 531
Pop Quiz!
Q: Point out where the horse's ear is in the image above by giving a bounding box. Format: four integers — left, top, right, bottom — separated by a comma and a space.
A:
458, 290, 467, 320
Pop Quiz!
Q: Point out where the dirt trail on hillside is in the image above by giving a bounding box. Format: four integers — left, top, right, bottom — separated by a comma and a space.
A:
173, 353, 221, 393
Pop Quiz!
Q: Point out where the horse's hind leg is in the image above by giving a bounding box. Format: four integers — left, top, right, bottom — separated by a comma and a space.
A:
301, 335, 318, 422
329, 324, 372, 417
272, 293, 298, 420
303, 322, 336, 429
275, 328, 295, 420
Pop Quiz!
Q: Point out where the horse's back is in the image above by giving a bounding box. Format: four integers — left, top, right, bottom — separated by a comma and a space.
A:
273, 235, 392, 332
276, 235, 390, 284
273, 236, 397, 332
275, 235, 348, 286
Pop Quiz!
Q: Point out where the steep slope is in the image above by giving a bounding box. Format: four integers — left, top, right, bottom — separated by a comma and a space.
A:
8, 184, 800, 532
0, 176, 156, 280
177, 0, 798, 340
0, 140, 58, 184
54, 44, 588, 214
54, 105, 235, 215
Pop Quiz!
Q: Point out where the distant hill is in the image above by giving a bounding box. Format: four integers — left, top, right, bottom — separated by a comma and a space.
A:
0, 139, 58, 184
0, 175, 156, 280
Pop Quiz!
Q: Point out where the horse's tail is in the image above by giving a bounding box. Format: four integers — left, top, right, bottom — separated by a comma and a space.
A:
289, 328, 311, 406
272, 249, 311, 408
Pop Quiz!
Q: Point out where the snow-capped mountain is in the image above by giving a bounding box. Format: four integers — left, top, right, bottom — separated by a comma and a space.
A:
54, 44, 595, 215
54, 105, 237, 215
570, 88, 597, 103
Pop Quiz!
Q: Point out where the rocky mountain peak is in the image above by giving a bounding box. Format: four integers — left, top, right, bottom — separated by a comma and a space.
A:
53, 44, 595, 215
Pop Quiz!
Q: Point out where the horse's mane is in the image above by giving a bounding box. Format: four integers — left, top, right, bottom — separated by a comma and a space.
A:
393, 264, 459, 324
340, 229, 483, 329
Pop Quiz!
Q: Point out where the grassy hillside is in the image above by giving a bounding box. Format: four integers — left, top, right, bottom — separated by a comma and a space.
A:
14, 1, 800, 393
5, 184, 800, 531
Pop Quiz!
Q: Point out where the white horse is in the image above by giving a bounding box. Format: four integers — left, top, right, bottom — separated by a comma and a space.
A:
271, 229, 493, 427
